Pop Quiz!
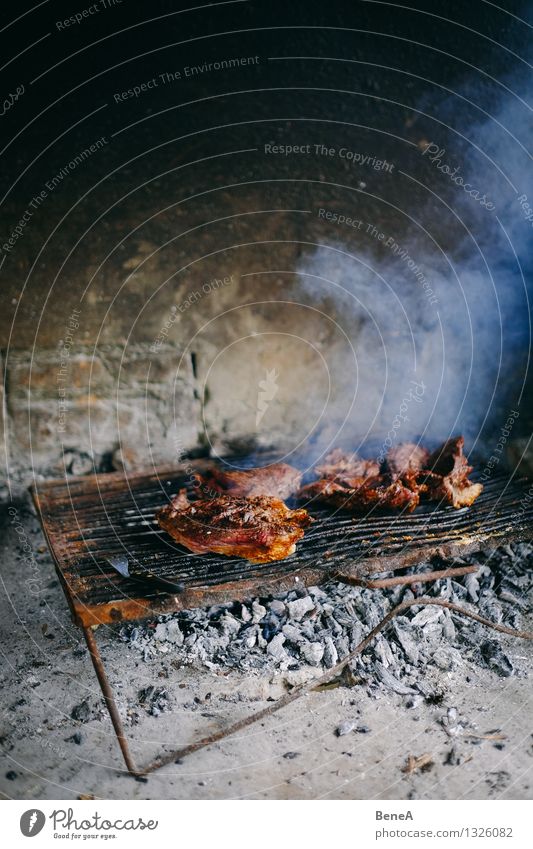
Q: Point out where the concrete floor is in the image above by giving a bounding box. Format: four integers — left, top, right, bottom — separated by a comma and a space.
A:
1, 490, 532, 801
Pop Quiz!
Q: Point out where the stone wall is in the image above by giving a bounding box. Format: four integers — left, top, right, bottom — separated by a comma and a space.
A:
2, 344, 201, 475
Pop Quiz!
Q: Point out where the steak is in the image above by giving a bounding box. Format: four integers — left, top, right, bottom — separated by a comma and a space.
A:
300, 437, 482, 512
156, 490, 312, 563
421, 436, 483, 508
386, 443, 430, 479
298, 474, 419, 514
196, 462, 302, 499
314, 448, 380, 481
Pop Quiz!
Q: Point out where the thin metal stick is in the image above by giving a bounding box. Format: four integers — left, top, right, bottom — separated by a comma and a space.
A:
82, 626, 140, 777
336, 565, 478, 589
138, 597, 533, 775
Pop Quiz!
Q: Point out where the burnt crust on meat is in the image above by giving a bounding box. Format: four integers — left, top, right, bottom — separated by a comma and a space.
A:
195, 462, 302, 499
315, 448, 380, 480
300, 437, 482, 513
299, 474, 419, 514
422, 436, 483, 508
156, 490, 312, 563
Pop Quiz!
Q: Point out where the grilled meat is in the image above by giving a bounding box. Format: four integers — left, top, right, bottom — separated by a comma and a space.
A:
422, 436, 483, 508
315, 448, 380, 481
301, 437, 482, 513
196, 462, 302, 499
156, 490, 312, 563
386, 443, 430, 479
298, 474, 419, 514
427, 436, 472, 478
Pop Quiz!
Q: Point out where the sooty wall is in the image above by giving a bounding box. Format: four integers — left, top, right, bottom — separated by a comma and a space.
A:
1, 0, 531, 477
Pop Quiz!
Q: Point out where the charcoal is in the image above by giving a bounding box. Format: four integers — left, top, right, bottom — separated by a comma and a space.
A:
269, 600, 286, 617
323, 615, 343, 636
118, 542, 531, 697
423, 623, 443, 642
287, 596, 314, 621
374, 662, 417, 695
441, 611, 456, 641
445, 747, 462, 766
67, 732, 83, 745
479, 599, 504, 623
242, 626, 258, 649
348, 623, 363, 648
404, 695, 424, 709
71, 700, 91, 723
323, 637, 338, 668
251, 601, 267, 623
240, 604, 252, 623
166, 620, 184, 645
335, 635, 350, 658
412, 607, 443, 627
220, 613, 242, 635
450, 581, 469, 601
465, 573, 480, 602
431, 647, 461, 671
138, 686, 171, 716
480, 640, 514, 677
392, 618, 420, 665
336, 720, 356, 736
373, 635, 395, 668
301, 642, 324, 666
283, 623, 305, 644
300, 623, 319, 642
499, 588, 527, 609
267, 633, 287, 662
154, 623, 169, 641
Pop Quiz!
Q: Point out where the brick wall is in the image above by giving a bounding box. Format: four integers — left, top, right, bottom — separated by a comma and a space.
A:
2, 344, 201, 475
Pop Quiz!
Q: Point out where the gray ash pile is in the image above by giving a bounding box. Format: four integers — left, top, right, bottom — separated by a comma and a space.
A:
119, 543, 532, 697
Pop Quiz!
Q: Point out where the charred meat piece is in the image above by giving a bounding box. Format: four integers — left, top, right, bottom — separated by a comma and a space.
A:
156, 490, 312, 563
386, 443, 430, 479
196, 462, 302, 499
300, 436, 482, 513
299, 474, 419, 514
315, 448, 380, 481
427, 436, 471, 478
421, 436, 483, 508
417, 471, 483, 509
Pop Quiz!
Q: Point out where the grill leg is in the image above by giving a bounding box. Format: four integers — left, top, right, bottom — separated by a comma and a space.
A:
82, 625, 140, 777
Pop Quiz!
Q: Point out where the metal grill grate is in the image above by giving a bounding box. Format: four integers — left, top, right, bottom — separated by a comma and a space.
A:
32, 459, 533, 627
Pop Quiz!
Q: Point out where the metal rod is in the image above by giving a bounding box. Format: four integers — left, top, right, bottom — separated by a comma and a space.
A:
335, 564, 478, 589
82, 625, 140, 777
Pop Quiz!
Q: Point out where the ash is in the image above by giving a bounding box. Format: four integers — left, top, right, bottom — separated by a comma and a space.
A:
119, 543, 532, 696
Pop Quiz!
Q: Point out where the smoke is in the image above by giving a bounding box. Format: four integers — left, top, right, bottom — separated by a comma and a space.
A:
294, 69, 532, 460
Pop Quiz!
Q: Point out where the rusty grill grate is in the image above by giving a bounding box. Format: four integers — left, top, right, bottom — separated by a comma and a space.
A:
32, 458, 533, 628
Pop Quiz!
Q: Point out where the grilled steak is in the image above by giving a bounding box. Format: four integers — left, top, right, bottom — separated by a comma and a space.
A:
196, 462, 302, 499
298, 474, 419, 514
315, 448, 380, 480
300, 437, 482, 512
386, 443, 430, 479
156, 490, 312, 563
421, 436, 483, 508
